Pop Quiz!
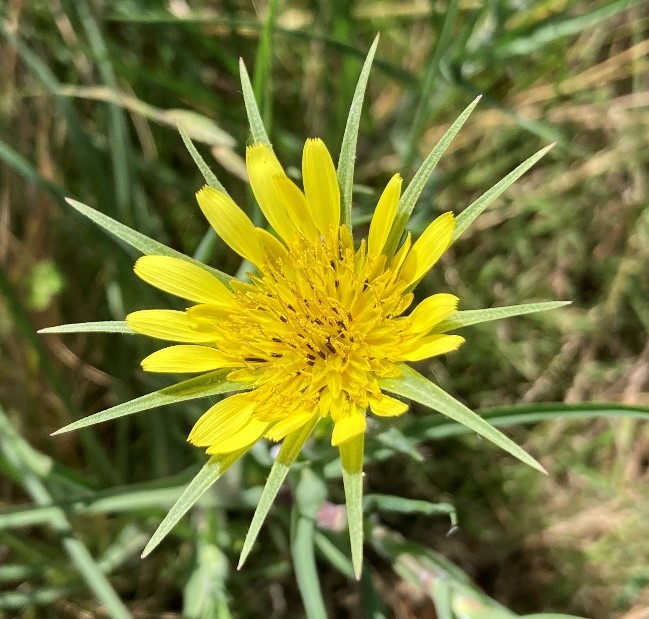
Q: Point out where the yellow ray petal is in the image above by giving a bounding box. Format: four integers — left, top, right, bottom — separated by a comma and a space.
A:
196, 186, 266, 267
256, 228, 288, 262
406, 293, 459, 335
400, 334, 464, 362
141, 345, 235, 373
206, 417, 269, 455
246, 144, 299, 244
368, 173, 402, 257
302, 138, 340, 235
401, 212, 455, 285
265, 412, 318, 442
188, 393, 254, 447
273, 175, 319, 241
369, 393, 409, 417
134, 255, 230, 304
331, 411, 367, 446
126, 310, 216, 343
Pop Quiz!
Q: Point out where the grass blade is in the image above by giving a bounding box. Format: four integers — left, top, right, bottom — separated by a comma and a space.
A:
339, 433, 365, 580
252, 0, 279, 132
238, 416, 318, 568
65, 197, 231, 285
405, 402, 649, 441
337, 34, 379, 228
52, 370, 248, 435
453, 143, 554, 241
291, 468, 328, 619
380, 365, 545, 473
402, 0, 459, 171
142, 451, 247, 557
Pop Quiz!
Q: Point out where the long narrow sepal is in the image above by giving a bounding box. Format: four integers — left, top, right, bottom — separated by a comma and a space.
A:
384, 96, 482, 256
39, 321, 133, 334
453, 143, 555, 241
178, 125, 228, 193
51, 370, 247, 435
65, 197, 231, 285
239, 58, 272, 147
337, 33, 380, 228
379, 365, 546, 474
237, 415, 319, 569
435, 301, 571, 333
141, 450, 247, 557
339, 433, 365, 580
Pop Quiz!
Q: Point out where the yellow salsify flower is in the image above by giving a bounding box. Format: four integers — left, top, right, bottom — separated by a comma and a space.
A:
45, 38, 566, 579
127, 141, 462, 453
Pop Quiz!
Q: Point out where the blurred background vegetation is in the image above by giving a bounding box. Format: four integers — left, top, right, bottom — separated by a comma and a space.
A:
1, 0, 649, 617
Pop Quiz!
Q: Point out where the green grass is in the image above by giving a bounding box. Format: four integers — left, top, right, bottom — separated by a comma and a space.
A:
1, 1, 648, 617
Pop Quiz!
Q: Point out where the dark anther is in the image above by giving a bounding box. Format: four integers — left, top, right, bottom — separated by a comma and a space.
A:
306, 353, 316, 361
244, 357, 267, 363
280, 315, 288, 323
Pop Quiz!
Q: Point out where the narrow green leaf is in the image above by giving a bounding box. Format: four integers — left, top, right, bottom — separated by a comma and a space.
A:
402, 0, 459, 171
313, 531, 354, 579
363, 495, 456, 521
406, 402, 649, 441
77, 0, 131, 222
142, 451, 246, 557
52, 370, 248, 435
292, 468, 328, 619
252, 0, 280, 132
337, 34, 379, 228
453, 143, 554, 241
384, 96, 482, 256
380, 365, 545, 473
178, 125, 227, 193
435, 301, 571, 332
65, 198, 231, 285
239, 59, 271, 147
339, 433, 365, 580
238, 416, 318, 568
39, 321, 133, 335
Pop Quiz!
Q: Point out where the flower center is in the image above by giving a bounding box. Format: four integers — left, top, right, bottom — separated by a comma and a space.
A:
193, 227, 410, 423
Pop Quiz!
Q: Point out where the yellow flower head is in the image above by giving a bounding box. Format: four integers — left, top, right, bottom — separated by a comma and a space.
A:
47, 39, 563, 577
127, 139, 463, 452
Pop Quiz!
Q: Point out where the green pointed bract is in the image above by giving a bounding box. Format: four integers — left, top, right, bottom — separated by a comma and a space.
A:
51, 371, 248, 435
339, 433, 365, 580
178, 125, 228, 194
435, 301, 571, 333
337, 34, 380, 228
237, 415, 319, 569
453, 143, 555, 241
65, 197, 232, 285
239, 58, 272, 147
383, 95, 482, 257
379, 365, 546, 474
141, 450, 247, 558
38, 321, 133, 335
